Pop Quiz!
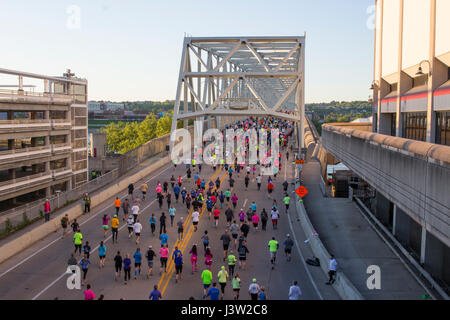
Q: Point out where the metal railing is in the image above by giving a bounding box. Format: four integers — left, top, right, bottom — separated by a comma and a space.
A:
0, 88, 69, 99
0, 168, 119, 227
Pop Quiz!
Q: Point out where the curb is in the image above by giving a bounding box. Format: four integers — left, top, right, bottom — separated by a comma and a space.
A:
0, 156, 170, 265
294, 182, 364, 300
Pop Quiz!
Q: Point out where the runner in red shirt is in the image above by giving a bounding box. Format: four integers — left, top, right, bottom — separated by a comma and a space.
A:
213, 208, 221, 228
267, 181, 274, 199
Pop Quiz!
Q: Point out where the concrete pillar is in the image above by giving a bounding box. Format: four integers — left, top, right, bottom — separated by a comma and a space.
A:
44, 79, 49, 93
32, 164, 39, 174
8, 139, 14, 150
18, 75, 23, 91
44, 110, 50, 120
45, 186, 51, 198
426, 0, 437, 143
31, 137, 37, 147
392, 204, 397, 236
45, 136, 50, 146
8, 168, 15, 180
420, 226, 427, 265
7, 111, 14, 120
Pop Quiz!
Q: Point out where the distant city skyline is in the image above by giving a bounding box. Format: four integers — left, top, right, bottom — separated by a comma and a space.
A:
0, 0, 375, 103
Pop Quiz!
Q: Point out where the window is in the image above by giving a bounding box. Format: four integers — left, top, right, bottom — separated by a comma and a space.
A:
402, 112, 427, 141
436, 112, 450, 146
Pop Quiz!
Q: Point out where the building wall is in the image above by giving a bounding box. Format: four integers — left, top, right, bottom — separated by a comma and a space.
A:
373, 0, 450, 145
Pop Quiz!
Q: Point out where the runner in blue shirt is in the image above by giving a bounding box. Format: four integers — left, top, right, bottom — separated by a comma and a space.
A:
173, 250, 183, 283
133, 248, 142, 279
160, 232, 168, 247
173, 185, 180, 203
98, 241, 106, 268
149, 285, 162, 300
206, 198, 214, 219
149, 214, 157, 236
206, 282, 220, 300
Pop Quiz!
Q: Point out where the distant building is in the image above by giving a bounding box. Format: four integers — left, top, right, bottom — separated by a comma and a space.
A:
88, 101, 124, 113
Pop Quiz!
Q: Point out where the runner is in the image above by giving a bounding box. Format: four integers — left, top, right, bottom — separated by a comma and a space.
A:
177, 217, 184, 241
201, 230, 209, 251
123, 253, 132, 284
230, 221, 240, 248
231, 194, 238, 209
260, 209, 268, 231
259, 286, 268, 300
60, 214, 69, 238
122, 199, 130, 221
267, 180, 274, 199
220, 229, 231, 261
160, 231, 168, 248
141, 182, 148, 201
282, 180, 289, 192
173, 185, 180, 203
73, 229, 83, 256
244, 174, 250, 191
114, 251, 122, 281
79, 253, 90, 286
227, 250, 237, 276
170, 175, 176, 188
204, 247, 213, 271
225, 206, 234, 227
251, 212, 260, 231
178, 175, 183, 187
283, 234, 294, 262
192, 209, 200, 232
225, 189, 231, 202
238, 208, 245, 223
189, 244, 198, 274
206, 197, 214, 220
131, 201, 139, 223
157, 193, 164, 209
181, 187, 187, 204
232, 273, 241, 300
128, 183, 134, 200
127, 215, 134, 238
219, 191, 225, 208
256, 174, 262, 191
201, 268, 213, 299
145, 245, 156, 278
102, 214, 110, 238
159, 244, 169, 274
71, 219, 79, 233
133, 247, 142, 279
268, 237, 279, 269
185, 193, 191, 210
283, 193, 290, 213
98, 241, 106, 268
240, 220, 250, 238
174, 251, 183, 283
248, 278, 260, 300
149, 214, 157, 237
82, 241, 91, 259
217, 266, 229, 300
149, 285, 162, 300
206, 282, 220, 300
160, 212, 167, 235
238, 241, 249, 270
133, 219, 143, 245
169, 205, 176, 227
289, 281, 302, 300
111, 214, 119, 243
213, 207, 220, 228
271, 207, 279, 230
163, 181, 169, 193
84, 284, 95, 300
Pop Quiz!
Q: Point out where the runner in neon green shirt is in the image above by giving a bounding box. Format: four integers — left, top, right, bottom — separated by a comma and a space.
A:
268, 237, 279, 269
217, 266, 229, 299
227, 251, 237, 276
73, 231, 83, 256
232, 274, 241, 300
201, 269, 213, 298
283, 194, 291, 213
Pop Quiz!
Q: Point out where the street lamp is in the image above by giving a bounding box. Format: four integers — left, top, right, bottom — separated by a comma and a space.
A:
415, 60, 432, 77
370, 80, 379, 90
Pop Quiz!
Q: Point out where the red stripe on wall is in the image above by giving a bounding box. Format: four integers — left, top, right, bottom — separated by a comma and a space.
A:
401, 92, 428, 101
434, 87, 450, 97
380, 97, 397, 103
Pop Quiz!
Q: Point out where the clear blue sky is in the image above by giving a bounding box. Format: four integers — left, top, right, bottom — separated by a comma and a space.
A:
0, 0, 375, 103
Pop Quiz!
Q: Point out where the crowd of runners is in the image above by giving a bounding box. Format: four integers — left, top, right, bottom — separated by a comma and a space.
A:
62, 116, 307, 300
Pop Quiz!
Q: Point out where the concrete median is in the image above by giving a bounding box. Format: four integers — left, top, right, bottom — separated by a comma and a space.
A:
0, 155, 170, 265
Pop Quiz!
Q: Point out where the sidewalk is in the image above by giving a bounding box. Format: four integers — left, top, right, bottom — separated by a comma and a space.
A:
301, 160, 427, 299
0, 151, 169, 247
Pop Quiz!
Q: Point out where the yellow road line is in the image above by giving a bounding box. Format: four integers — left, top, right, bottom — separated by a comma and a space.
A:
157, 167, 224, 288
160, 167, 230, 295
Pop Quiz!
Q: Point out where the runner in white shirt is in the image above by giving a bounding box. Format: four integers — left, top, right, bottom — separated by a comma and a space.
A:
289, 281, 302, 300
192, 210, 200, 232
127, 215, 134, 238
131, 204, 139, 223
271, 208, 279, 230
133, 220, 143, 244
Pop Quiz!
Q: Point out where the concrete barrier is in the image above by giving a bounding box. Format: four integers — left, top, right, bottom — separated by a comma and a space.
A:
0, 155, 170, 265
294, 182, 364, 300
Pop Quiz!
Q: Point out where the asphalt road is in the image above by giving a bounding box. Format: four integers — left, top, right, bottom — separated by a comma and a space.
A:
0, 147, 339, 300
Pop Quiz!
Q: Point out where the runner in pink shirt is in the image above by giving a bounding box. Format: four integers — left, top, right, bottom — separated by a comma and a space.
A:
84, 284, 95, 300
251, 213, 260, 231
159, 244, 169, 274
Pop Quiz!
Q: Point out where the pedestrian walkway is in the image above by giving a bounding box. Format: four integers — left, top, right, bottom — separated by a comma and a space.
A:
301, 160, 427, 300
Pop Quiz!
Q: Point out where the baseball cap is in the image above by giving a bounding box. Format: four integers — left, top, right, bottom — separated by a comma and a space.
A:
252, 278, 257, 283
